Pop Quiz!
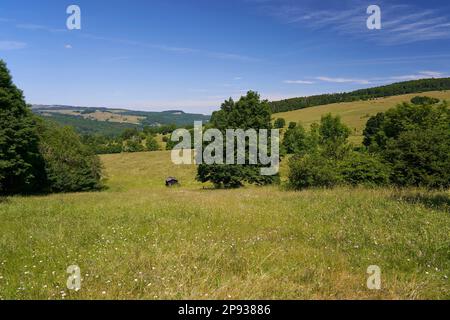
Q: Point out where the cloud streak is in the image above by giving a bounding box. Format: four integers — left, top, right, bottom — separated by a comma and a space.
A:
284, 80, 315, 84
10, 17, 260, 62
286, 71, 447, 86
255, 1, 450, 45
315, 76, 370, 85
0, 41, 27, 50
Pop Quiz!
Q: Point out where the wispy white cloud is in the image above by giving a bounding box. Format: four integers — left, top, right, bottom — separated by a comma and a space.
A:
77, 33, 259, 62
0, 41, 27, 50
284, 80, 315, 84
306, 71, 446, 86
255, 1, 450, 45
315, 76, 370, 85
387, 71, 445, 81
7, 17, 260, 62
64, 44, 73, 49
337, 54, 450, 66
419, 71, 443, 77
16, 23, 66, 33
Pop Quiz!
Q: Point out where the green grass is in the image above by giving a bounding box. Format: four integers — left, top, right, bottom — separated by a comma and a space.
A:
275, 90, 450, 144
0, 151, 449, 299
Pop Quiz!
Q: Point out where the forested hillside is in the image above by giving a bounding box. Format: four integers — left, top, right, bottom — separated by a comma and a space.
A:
32, 105, 210, 136
270, 78, 450, 113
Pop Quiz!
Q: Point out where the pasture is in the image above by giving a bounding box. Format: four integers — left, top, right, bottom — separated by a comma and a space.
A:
0, 151, 448, 299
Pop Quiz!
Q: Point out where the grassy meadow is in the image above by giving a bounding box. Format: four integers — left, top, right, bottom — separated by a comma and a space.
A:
0, 150, 449, 300
275, 90, 450, 144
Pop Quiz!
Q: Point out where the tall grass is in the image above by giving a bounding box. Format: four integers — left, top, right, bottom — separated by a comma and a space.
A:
0, 151, 448, 299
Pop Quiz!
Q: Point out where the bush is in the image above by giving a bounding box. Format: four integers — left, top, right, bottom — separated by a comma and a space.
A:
282, 123, 308, 154
145, 135, 160, 151
288, 153, 342, 189
384, 128, 450, 188
365, 102, 445, 151
197, 164, 246, 188
37, 120, 103, 193
274, 118, 286, 129
338, 152, 391, 186
363, 102, 450, 188
123, 138, 144, 152
319, 114, 351, 159
411, 96, 439, 105
363, 113, 385, 148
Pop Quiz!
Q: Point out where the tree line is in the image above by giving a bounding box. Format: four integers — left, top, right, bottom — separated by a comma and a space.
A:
81, 125, 180, 154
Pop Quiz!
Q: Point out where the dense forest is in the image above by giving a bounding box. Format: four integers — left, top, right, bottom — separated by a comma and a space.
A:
269, 77, 450, 113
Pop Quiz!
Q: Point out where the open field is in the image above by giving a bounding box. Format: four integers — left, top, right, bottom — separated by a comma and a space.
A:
275, 90, 450, 144
0, 151, 449, 300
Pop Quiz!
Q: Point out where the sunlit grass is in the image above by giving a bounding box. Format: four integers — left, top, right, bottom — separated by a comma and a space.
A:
0, 151, 448, 299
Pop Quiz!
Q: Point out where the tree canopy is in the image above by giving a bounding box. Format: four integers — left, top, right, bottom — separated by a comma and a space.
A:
0, 60, 45, 194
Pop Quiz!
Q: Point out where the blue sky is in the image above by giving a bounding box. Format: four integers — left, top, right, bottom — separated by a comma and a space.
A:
1, 0, 450, 114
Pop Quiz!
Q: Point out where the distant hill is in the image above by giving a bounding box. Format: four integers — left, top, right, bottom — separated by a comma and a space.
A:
269, 77, 450, 113
32, 105, 210, 136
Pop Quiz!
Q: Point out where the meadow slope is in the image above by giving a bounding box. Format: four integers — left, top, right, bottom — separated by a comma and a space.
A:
275, 90, 450, 144
0, 151, 449, 299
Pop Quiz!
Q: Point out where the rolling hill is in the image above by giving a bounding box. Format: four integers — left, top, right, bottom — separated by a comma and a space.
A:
274, 90, 450, 144
269, 77, 450, 113
32, 105, 211, 136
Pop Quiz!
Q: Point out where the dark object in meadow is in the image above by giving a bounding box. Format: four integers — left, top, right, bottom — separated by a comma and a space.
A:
165, 177, 179, 187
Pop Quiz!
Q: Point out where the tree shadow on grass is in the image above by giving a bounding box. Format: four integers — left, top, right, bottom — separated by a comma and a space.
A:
0, 197, 10, 204
394, 192, 450, 213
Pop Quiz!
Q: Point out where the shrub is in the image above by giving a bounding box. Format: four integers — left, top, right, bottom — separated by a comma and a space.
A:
365, 102, 446, 151
288, 153, 342, 189
282, 123, 308, 154
362, 113, 385, 148
338, 152, 391, 186
319, 114, 351, 159
411, 96, 439, 105
145, 135, 160, 151
37, 120, 103, 192
363, 102, 450, 188
383, 128, 450, 188
123, 138, 144, 152
274, 118, 286, 129
197, 164, 246, 188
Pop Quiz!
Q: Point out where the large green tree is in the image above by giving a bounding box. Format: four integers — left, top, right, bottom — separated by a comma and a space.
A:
0, 60, 45, 194
197, 91, 278, 188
